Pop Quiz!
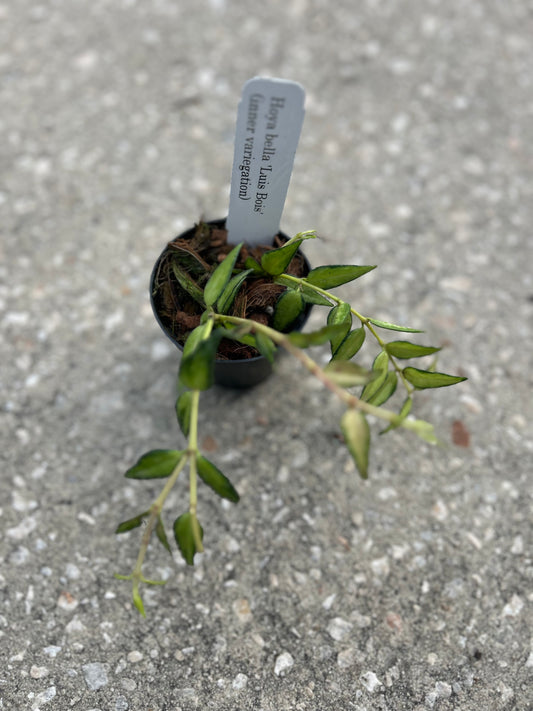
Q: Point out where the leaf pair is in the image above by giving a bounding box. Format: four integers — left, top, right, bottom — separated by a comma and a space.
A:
361, 351, 392, 404
174, 456, 239, 565
204, 242, 243, 307
326, 303, 366, 361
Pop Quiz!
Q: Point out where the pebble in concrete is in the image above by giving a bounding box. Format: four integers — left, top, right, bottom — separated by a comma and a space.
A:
274, 652, 294, 676
82, 663, 108, 691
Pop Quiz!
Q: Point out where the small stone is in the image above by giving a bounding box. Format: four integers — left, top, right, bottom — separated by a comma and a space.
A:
274, 652, 294, 676
502, 594, 524, 617
351, 611, 371, 629
511, 535, 524, 555
327, 617, 353, 642
65, 616, 86, 634
43, 646, 61, 658
322, 593, 336, 610
385, 612, 403, 633
435, 681, 452, 698
30, 665, 49, 679
57, 591, 79, 612
360, 671, 382, 693
82, 662, 108, 691
7, 516, 37, 540
337, 648, 356, 669
9, 546, 30, 565
395, 204, 413, 219
497, 682, 514, 702
377, 487, 397, 501
115, 696, 129, 711
232, 673, 248, 690
370, 556, 390, 578
32, 686, 56, 708
121, 678, 137, 692
232, 598, 252, 623
431, 500, 448, 521
73, 50, 99, 71
127, 651, 143, 663
150, 340, 172, 361
65, 563, 80, 580
175, 688, 197, 702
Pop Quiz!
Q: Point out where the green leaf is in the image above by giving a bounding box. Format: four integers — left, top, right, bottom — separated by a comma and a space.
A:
327, 302, 352, 353
361, 351, 389, 402
244, 256, 264, 274
381, 396, 412, 434
155, 515, 172, 554
408, 419, 439, 444
324, 360, 372, 387
115, 511, 149, 534
261, 239, 303, 276
255, 332, 276, 363
132, 588, 146, 617
288, 324, 347, 348
182, 321, 210, 359
125, 450, 184, 479
179, 332, 222, 390
306, 264, 376, 289
367, 371, 397, 406
341, 409, 370, 479
171, 261, 205, 306
175, 391, 192, 437
385, 341, 441, 359
300, 288, 333, 307
173, 512, 204, 566
196, 455, 240, 502
216, 269, 253, 314
204, 243, 243, 306
403, 367, 467, 389
367, 318, 422, 333
273, 289, 305, 331
332, 327, 366, 361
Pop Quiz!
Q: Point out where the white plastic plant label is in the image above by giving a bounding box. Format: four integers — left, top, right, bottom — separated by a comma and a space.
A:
226, 77, 305, 246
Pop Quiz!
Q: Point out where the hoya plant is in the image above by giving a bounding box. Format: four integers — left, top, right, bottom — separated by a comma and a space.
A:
115, 223, 465, 615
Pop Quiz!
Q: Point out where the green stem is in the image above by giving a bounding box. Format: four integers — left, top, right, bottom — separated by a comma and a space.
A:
276, 273, 414, 395
127, 453, 189, 601
187, 390, 204, 552
123, 390, 203, 611
214, 314, 407, 427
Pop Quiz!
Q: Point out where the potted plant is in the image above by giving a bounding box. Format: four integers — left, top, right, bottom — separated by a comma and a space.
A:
115, 217, 466, 616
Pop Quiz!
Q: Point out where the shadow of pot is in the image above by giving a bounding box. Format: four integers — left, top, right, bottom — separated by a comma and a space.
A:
150, 218, 313, 388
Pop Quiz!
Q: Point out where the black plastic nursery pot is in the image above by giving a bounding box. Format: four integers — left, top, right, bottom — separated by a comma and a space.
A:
150, 218, 313, 388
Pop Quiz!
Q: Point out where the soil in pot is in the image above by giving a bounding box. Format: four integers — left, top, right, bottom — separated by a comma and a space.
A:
151, 219, 310, 361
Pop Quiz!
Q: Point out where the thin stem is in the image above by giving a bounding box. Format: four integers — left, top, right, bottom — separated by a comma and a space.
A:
122, 389, 203, 612
187, 390, 204, 552
129, 453, 189, 586
276, 273, 414, 395
214, 314, 407, 427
